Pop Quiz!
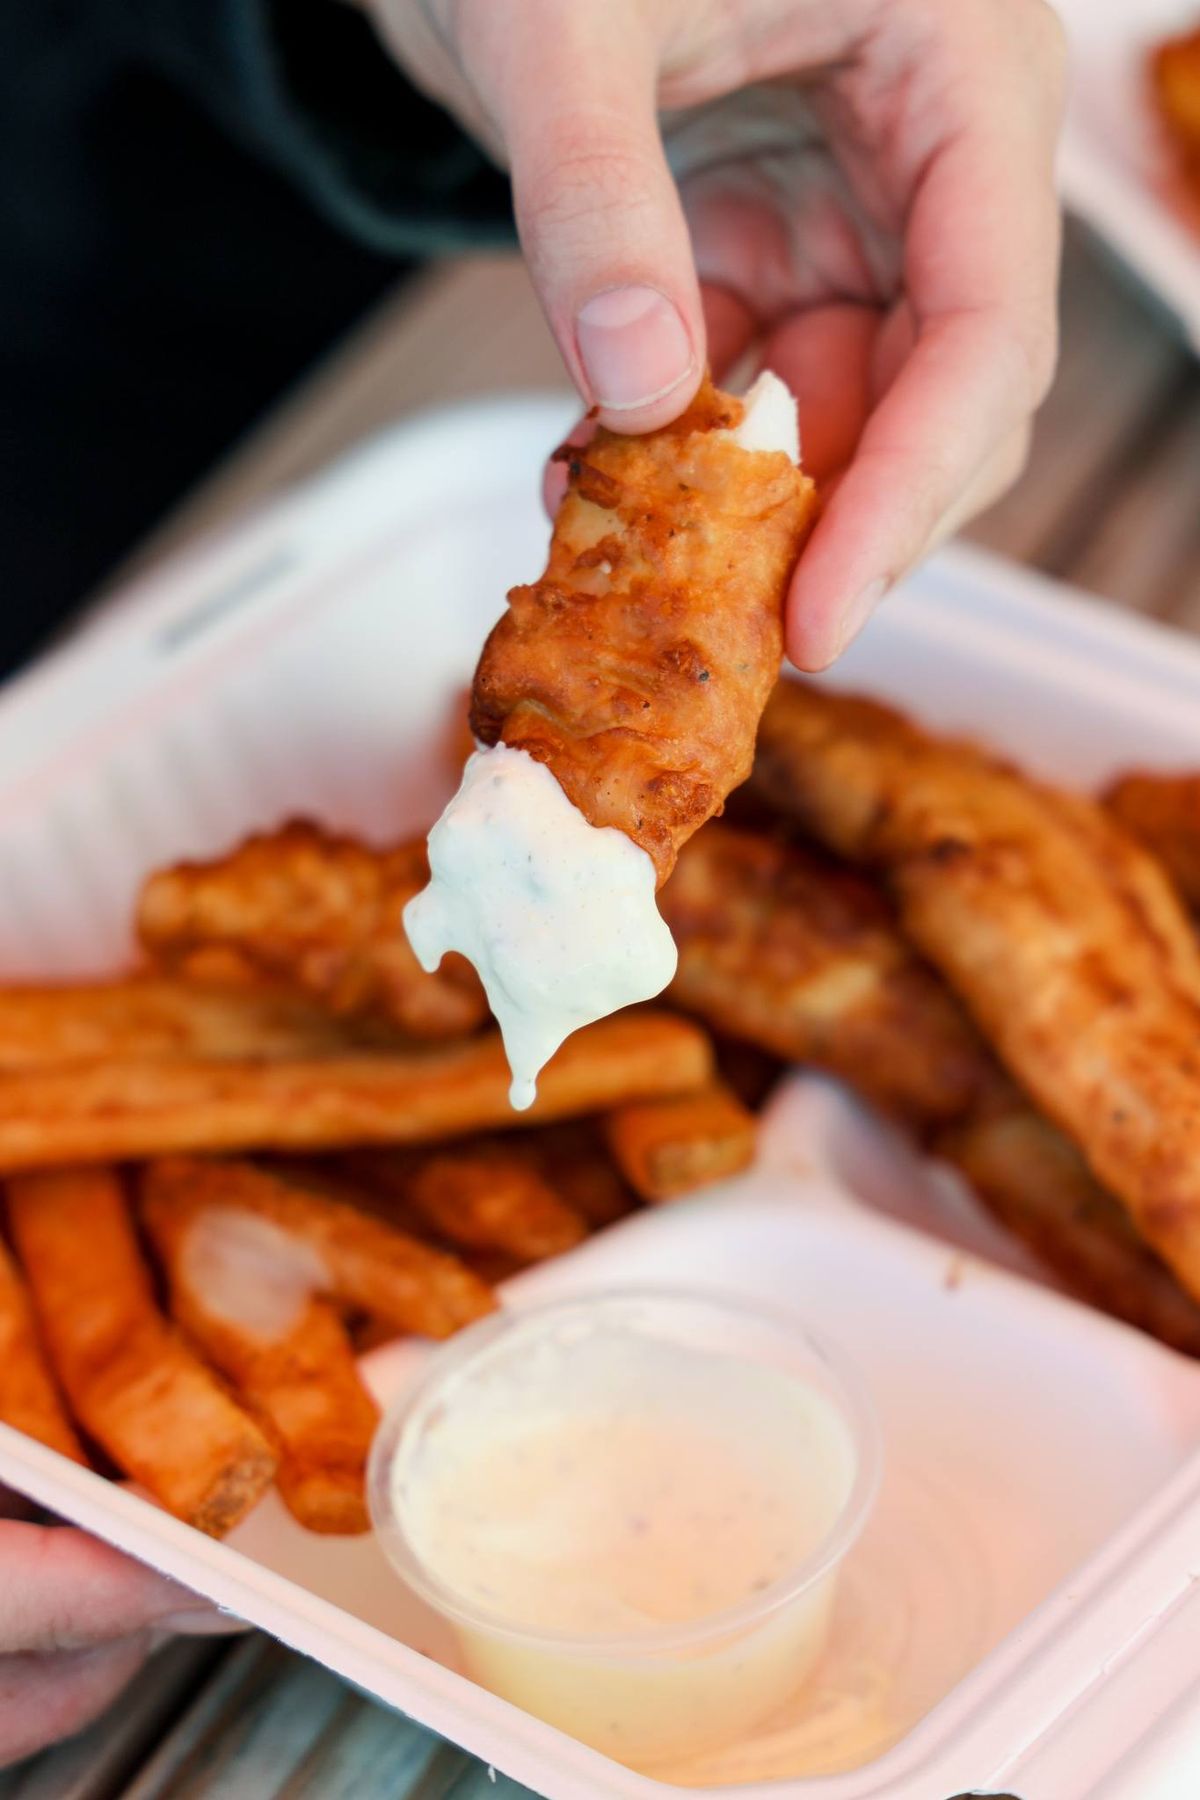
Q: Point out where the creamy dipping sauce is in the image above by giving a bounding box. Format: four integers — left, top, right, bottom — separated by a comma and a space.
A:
403, 746, 677, 1109
404, 371, 799, 1110
370, 1291, 877, 1772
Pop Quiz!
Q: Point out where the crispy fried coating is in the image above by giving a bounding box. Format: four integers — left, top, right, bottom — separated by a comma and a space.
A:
661, 822, 989, 1126
0, 1236, 87, 1461
1106, 770, 1200, 911
7, 1167, 276, 1533
138, 821, 487, 1040
604, 1083, 756, 1202
751, 680, 1200, 1302
0, 1011, 713, 1172
471, 378, 818, 886
142, 1157, 495, 1340
345, 1146, 586, 1261
0, 977, 377, 1072
141, 1182, 380, 1534
937, 1103, 1200, 1358
1152, 25, 1200, 200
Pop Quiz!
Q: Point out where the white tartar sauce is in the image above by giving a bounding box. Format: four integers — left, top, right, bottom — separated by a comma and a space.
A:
403, 746, 677, 1109
405, 370, 799, 1110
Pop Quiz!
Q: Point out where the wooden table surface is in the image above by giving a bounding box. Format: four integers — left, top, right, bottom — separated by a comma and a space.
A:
4, 222, 1200, 1800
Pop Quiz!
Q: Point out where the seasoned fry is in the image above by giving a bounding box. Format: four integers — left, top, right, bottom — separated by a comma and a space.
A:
937, 1104, 1200, 1358
141, 1186, 379, 1534
661, 823, 989, 1126
523, 1121, 639, 1229
1106, 770, 1200, 911
0, 977, 374, 1072
347, 1146, 586, 1261
142, 1158, 495, 1339
138, 821, 487, 1039
0, 1011, 713, 1172
751, 680, 1200, 1302
1152, 24, 1200, 202
471, 376, 818, 886
605, 1083, 756, 1202
7, 1168, 275, 1533
0, 1236, 87, 1462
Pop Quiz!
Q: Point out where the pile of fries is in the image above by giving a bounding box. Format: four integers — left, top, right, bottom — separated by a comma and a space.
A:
1152, 21, 1200, 205
6, 680, 1200, 1538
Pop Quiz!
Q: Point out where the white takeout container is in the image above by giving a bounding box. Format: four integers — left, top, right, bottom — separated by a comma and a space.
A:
5, 395, 1200, 1797
1056, 0, 1200, 354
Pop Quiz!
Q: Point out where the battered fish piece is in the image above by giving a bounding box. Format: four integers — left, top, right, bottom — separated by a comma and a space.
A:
1106, 770, 1200, 911
661, 823, 989, 1126
752, 680, 1200, 1302
1152, 24, 1200, 202
138, 821, 486, 1040
471, 376, 818, 886
937, 1101, 1200, 1358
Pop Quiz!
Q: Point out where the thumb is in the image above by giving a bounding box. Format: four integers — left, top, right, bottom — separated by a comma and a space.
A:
475, 0, 703, 431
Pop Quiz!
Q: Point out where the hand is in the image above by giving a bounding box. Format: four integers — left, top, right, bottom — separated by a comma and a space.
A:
368, 0, 1064, 667
0, 1489, 243, 1768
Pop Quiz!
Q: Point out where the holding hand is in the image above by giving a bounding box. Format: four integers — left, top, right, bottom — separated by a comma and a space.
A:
370, 0, 1064, 666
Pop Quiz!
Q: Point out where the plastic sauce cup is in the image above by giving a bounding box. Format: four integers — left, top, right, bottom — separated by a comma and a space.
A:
368, 1288, 882, 1772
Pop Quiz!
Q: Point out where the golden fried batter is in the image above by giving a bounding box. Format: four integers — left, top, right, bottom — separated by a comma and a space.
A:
661, 822, 989, 1126
752, 680, 1200, 1302
471, 378, 818, 886
1152, 24, 1200, 202
138, 821, 487, 1039
1106, 769, 1200, 912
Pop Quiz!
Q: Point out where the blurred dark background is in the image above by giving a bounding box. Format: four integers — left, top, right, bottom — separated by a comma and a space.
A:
1, 1, 511, 678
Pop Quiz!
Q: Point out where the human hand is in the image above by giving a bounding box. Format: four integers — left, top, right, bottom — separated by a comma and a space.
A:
0, 1491, 243, 1768
368, 0, 1064, 666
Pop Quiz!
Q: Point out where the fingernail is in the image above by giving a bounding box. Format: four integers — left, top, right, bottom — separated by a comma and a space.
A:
830, 576, 889, 661
159, 1608, 251, 1637
575, 287, 695, 411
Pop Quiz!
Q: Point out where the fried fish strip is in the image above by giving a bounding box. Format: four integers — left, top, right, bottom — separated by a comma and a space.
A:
1106, 770, 1200, 912
138, 822, 487, 1039
471, 378, 818, 886
937, 1104, 1200, 1358
604, 1083, 756, 1202
661, 823, 989, 1126
141, 1183, 379, 1534
0, 977, 374, 1072
751, 680, 1200, 1300
345, 1146, 586, 1261
0, 1011, 713, 1172
0, 1236, 87, 1461
142, 1158, 494, 1339
1152, 25, 1200, 202
7, 1167, 276, 1533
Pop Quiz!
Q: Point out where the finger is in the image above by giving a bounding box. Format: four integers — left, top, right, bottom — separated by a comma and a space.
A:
786, 22, 1063, 666
0, 1524, 241, 1654
764, 303, 883, 487
467, 0, 703, 431
0, 1636, 150, 1767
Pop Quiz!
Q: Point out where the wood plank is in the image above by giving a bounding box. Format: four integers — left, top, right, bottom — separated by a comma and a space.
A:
117, 1639, 348, 1799
0, 1641, 223, 1800
1063, 384, 1200, 622
967, 227, 1190, 571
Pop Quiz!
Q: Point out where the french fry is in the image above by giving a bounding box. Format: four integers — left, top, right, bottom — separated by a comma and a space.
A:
347, 1146, 587, 1261
937, 1105, 1200, 1358
141, 1187, 379, 1534
0, 977, 377, 1072
605, 1084, 756, 1202
1105, 770, 1200, 913
141, 1158, 496, 1339
138, 822, 487, 1040
0, 1012, 712, 1172
520, 1121, 640, 1229
7, 1168, 276, 1534
662, 823, 990, 1126
0, 1236, 87, 1462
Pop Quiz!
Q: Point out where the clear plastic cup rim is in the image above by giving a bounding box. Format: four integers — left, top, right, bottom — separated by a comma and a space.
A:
367, 1285, 884, 1658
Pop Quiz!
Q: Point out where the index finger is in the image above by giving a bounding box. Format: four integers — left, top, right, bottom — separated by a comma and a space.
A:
786, 23, 1064, 667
